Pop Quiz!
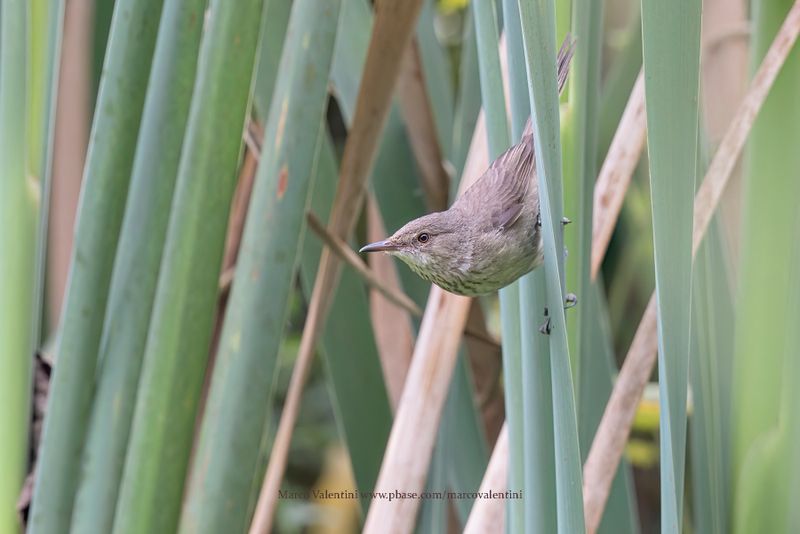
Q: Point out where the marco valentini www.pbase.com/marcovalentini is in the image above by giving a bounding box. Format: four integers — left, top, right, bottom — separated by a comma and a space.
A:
277, 489, 524, 501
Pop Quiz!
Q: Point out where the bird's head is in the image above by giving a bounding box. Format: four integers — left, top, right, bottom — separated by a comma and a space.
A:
359, 211, 467, 280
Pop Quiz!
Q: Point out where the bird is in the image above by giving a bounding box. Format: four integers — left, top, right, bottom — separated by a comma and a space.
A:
360, 38, 574, 299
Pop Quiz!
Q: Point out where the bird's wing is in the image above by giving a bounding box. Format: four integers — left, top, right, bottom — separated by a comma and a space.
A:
457, 35, 572, 231
461, 133, 535, 231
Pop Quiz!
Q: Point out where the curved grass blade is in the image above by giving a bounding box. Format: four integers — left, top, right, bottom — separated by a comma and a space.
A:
111, 0, 265, 531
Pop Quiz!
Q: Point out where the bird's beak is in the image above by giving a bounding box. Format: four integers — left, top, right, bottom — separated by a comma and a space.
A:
359, 239, 398, 253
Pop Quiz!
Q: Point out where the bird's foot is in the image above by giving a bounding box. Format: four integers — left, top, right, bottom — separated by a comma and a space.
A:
564, 293, 578, 309
539, 306, 551, 335
561, 216, 572, 225
538, 318, 552, 335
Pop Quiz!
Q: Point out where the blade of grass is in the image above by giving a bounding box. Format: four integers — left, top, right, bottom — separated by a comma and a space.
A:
0, 3, 34, 533
579, 284, 640, 534
28, 0, 165, 529
500, 2, 539, 531
29, 0, 65, 348
111, 0, 265, 531
639, 0, 702, 525
253, 0, 425, 526
516, 0, 585, 531
177, 2, 341, 532
251, 0, 292, 123
563, 0, 603, 392
732, 0, 800, 530
582, 6, 800, 528
689, 218, 734, 534
68, 2, 206, 531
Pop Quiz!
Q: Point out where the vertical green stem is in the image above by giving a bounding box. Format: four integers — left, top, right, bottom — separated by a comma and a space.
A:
0, 2, 33, 533
111, 0, 265, 531
28, 0, 165, 529
69, 1, 206, 532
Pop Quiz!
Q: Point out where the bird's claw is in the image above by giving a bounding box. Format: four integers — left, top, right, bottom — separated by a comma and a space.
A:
535, 213, 542, 228
539, 306, 551, 335
561, 216, 572, 225
539, 318, 552, 335
564, 293, 578, 309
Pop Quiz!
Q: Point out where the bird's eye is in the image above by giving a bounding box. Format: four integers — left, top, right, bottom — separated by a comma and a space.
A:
417, 232, 430, 243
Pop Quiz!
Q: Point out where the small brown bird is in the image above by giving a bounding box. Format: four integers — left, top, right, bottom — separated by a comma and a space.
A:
361, 40, 574, 297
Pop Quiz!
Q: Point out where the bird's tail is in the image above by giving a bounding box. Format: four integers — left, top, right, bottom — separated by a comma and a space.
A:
521, 34, 575, 137
556, 33, 576, 95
